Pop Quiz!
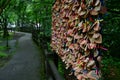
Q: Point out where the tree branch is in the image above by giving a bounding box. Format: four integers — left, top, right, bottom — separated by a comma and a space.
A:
0, 0, 11, 14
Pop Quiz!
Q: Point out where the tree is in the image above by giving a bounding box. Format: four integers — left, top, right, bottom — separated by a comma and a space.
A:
0, 0, 11, 15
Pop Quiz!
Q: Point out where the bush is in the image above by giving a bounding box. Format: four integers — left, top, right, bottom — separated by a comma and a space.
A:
101, 56, 120, 80
0, 52, 8, 58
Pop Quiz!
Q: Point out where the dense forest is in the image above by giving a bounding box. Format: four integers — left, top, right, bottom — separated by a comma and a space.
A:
0, 0, 120, 80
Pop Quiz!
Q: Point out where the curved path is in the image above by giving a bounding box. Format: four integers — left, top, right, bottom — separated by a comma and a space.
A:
0, 32, 41, 80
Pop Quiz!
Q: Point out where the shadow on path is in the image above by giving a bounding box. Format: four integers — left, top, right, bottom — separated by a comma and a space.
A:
0, 32, 41, 80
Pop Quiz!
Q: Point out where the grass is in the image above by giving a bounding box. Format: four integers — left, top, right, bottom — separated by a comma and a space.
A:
0, 51, 8, 58
39, 46, 46, 80
0, 49, 10, 67
0, 45, 9, 67
0, 31, 15, 40
0, 31, 16, 68
8, 32, 15, 40
0, 46, 6, 50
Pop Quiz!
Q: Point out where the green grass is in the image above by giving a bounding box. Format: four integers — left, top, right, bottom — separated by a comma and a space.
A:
0, 31, 16, 68
0, 31, 15, 40
0, 49, 9, 67
0, 51, 8, 58
8, 32, 14, 40
0, 46, 7, 51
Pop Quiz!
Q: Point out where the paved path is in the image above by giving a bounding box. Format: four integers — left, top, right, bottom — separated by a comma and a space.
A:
0, 32, 41, 80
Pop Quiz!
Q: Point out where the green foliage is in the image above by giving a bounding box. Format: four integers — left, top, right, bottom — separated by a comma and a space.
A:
101, 56, 120, 80
0, 51, 8, 58
106, 0, 120, 9
102, 0, 120, 58
8, 12, 18, 23
0, 46, 6, 51
58, 58, 65, 77
0, 48, 9, 68
100, 1, 120, 79
0, 46, 8, 58
47, 42, 52, 52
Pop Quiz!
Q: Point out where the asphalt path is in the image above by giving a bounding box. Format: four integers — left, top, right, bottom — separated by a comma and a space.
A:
0, 32, 41, 80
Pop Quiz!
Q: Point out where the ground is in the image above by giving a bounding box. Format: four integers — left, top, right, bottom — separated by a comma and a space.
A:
0, 32, 41, 80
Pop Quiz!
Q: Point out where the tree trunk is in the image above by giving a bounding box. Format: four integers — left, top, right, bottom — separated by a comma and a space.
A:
3, 17, 9, 38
